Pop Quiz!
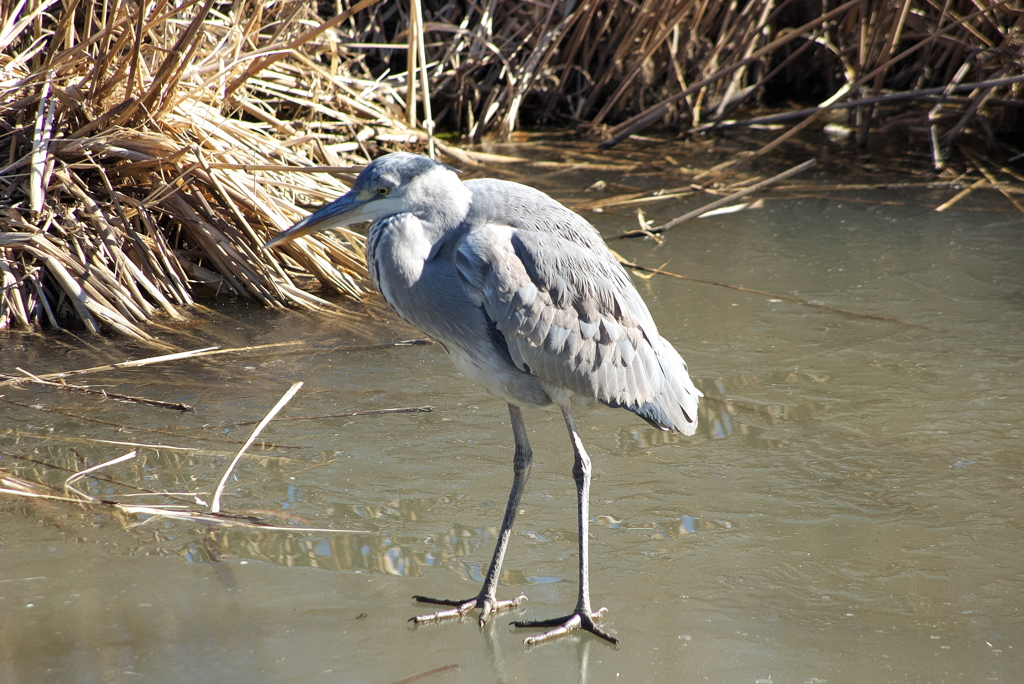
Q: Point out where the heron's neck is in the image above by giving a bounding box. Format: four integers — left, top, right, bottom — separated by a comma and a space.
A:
409, 171, 472, 239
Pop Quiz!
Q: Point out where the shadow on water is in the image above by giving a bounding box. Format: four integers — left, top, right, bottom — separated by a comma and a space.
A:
2, 162, 1024, 683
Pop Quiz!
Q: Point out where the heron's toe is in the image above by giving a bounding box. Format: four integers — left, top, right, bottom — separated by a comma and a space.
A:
409, 595, 477, 624
410, 592, 528, 626
511, 606, 618, 645
478, 593, 528, 627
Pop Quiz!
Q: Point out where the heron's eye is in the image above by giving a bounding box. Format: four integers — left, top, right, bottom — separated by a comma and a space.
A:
377, 187, 390, 196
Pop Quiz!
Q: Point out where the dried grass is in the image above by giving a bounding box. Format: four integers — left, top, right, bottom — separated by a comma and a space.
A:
0, 0, 422, 343
395, 0, 1023, 153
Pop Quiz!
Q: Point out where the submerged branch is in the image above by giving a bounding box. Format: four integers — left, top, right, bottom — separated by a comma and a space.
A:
14, 368, 195, 411
216, 405, 434, 428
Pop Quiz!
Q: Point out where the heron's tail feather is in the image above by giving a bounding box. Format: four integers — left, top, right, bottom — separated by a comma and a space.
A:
612, 337, 701, 435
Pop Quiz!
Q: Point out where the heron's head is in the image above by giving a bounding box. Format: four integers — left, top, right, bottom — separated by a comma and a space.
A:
264, 152, 463, 249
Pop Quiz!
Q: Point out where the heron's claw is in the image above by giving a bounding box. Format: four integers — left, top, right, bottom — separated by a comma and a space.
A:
410, 593, 527, 627
511, 606, 619, 645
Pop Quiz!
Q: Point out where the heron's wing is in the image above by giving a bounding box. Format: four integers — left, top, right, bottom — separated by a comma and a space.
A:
454, 223, 700, 433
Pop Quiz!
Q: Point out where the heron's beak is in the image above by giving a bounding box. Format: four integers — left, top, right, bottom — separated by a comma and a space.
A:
263, 190, 381, 250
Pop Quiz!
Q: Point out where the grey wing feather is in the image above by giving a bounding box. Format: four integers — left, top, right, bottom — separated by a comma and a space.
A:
455, 220, 700, 435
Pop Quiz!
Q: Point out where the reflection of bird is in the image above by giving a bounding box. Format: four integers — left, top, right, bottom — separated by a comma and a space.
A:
265, 152, 701, 645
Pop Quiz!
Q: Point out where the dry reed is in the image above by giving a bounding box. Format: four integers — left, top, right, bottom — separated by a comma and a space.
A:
389, 0, 1022, 155
0, 0, 423, 343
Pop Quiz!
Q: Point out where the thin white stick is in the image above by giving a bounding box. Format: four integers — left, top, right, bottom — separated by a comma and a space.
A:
656, 158, 816, 233
65, 450, 138, 486
210, 382, 303, 514
413, 0, 435, 159
91, 439, 195, 451
29, 74, 55, 212
114, 347, 222, 368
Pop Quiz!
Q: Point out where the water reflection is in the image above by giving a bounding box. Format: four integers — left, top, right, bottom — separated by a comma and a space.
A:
623, 369, 833, 446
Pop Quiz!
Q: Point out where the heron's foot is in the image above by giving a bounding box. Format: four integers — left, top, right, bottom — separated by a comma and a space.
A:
511, 606, 619, 645
410, 593, 528, 628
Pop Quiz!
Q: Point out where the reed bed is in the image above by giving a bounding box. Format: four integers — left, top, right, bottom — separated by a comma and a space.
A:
396, 0, 1023, 157
2, 0, 1022, 342
0, 0, 421, 343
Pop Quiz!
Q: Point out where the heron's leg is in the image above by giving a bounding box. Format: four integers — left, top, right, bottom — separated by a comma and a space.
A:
410, 403, 531, 627
511, 408, 619, 645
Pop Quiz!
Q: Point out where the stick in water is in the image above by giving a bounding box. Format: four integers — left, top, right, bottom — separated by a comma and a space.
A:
64, 450, 139, 500
210, 382, 303, 514
614, 159, 816, 238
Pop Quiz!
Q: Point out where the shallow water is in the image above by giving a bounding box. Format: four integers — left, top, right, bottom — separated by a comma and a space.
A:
2, 161, 1023, 683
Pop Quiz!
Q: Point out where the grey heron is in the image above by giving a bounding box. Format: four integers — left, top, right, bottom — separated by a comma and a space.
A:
264, 152, 701, 645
